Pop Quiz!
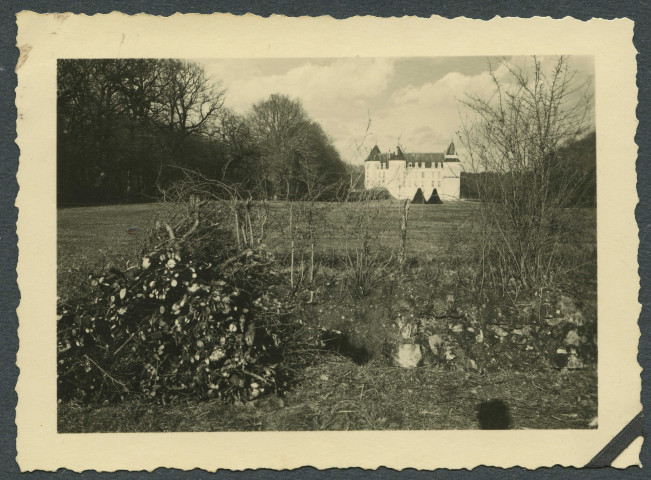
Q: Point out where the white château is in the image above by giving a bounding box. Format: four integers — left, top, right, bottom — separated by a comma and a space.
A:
364, 141, 461, 202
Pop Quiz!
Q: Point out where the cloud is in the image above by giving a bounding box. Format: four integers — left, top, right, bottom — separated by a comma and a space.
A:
214, 58, 395, 113
371, 56, 594, 158
199, 56, 594, 164
202, 58, 396, 162
363, 70, 497, 155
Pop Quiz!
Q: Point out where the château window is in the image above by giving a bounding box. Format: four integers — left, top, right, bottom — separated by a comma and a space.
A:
425, 162, 431, 168
421, 172, 425, 178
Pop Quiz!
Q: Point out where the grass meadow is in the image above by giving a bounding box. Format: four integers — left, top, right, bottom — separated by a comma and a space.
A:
57, 201, 598, 432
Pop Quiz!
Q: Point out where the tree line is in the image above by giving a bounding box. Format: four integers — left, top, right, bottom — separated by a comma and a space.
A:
460, 130, 596, 207
57, 59, 349, 205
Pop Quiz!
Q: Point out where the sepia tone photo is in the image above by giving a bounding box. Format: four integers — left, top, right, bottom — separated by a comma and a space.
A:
15, 13, 640, 471
56, 55, 597, 432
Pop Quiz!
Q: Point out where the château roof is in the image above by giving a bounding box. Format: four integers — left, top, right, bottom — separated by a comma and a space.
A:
365, 145, 458, 163
367, 145, 381, 160
391, 146, 406, 160
405, 152, 445, 162
446, 141, 457, 156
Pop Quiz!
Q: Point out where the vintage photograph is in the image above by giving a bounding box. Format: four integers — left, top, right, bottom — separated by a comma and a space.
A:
15, 12, 640, 471
55, 55, 598, 432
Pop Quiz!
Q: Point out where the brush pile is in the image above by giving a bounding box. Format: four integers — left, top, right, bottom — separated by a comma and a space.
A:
58, 205, 297, 403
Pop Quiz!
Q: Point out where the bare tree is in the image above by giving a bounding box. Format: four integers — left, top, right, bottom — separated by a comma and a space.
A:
248, 94, 313, 199
459, 56, 594, 292
215, 109, 258, 183
153, 60, 226, 160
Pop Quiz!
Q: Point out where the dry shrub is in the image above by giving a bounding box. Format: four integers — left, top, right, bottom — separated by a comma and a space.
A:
460, 56, 594, 295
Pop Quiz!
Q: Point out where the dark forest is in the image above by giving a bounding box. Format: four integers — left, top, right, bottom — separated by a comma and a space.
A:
57, 59, 349, 205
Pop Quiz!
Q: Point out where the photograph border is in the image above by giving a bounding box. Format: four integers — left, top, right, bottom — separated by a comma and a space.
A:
3, 0, 650, 478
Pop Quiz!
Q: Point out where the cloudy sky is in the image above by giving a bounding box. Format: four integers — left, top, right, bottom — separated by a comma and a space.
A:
200, 56, 594, 164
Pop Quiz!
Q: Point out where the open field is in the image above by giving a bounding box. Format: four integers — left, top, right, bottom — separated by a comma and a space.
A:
57, 201, 476, 265
57, 201, 479, 301
58, 200, 595, 289
57, 201, 597, 431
